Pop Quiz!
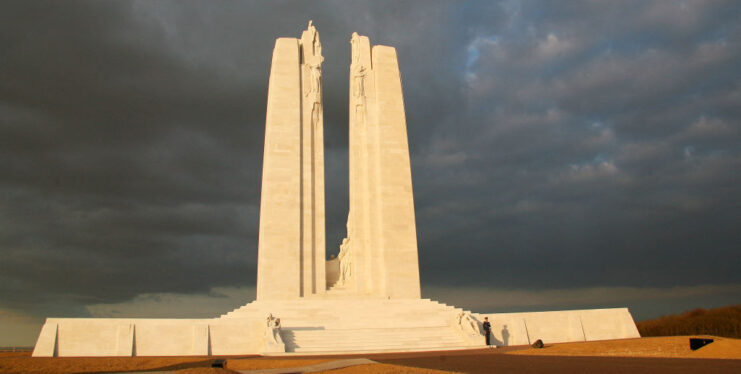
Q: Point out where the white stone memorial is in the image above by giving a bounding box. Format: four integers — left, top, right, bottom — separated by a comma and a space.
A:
32, 22, 640, 357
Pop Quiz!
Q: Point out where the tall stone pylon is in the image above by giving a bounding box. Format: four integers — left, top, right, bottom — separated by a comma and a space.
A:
256, 21, 326, 300
335, 33, 421, 298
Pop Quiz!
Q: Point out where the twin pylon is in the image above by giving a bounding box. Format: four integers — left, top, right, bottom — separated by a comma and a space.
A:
256, 22, 421, 300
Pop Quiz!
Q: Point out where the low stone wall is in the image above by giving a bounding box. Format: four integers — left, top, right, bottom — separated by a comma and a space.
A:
33, 305, 640, 356
32, 318, 263, 357
474, 308, 640, 346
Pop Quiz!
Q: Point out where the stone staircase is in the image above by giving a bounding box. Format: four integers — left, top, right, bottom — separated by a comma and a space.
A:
219, 298, 483, 353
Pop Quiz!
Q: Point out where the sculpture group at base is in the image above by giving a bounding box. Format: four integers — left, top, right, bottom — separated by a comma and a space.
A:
264, 313, 284, 353
31, 22, 640, 357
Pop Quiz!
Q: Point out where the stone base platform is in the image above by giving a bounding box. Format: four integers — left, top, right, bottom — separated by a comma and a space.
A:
32, 299, 640, 357
221, 298, 479, 354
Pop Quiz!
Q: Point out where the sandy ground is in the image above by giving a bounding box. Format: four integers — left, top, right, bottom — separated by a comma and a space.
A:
313, 363, 455, 373
379, 352, 741, 374
507, 335, 741, 359
1, 336, 738, 374
225, 357, 447, 373
0, 353, 213, 373
0, 353, 443, 374
168, 369, 237, 374
225, 357, 332, 369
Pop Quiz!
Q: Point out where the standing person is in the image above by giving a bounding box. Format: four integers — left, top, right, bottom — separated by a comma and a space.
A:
483, 317, 492, 346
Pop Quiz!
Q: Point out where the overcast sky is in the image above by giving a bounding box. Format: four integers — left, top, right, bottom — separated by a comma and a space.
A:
1, 0, 740, 346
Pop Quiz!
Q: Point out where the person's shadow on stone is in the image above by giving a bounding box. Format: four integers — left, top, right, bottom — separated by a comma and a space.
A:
501, 325, 510, 346
480, 320, 504, 346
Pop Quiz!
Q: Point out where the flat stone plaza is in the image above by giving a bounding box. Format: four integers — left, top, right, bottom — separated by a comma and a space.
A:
32, 23, 639, 357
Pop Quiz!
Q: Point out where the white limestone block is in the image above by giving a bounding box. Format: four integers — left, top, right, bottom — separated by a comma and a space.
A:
342, 35, 421, 300
257, 23, 327, 300
372, 45, 421, 299
132, 321, 195, 356
524, 311, 585, 344
478, 315, 530, 346
115, 323, 134, 356
191, 324, 210, 356
256, 37, 302, 300
299, 22, 327, 297
31, 321, 57, 357
475, 308, 640, 346
57, 319, 121, 356
209, 319, 263, 355
579, 308, 641, 341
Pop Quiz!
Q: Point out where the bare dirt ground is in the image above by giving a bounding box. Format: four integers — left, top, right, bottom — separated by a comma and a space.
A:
507, 335, 741, 359
225, 357, 447, 373
1, 336, 738, 374
0, 352, 214, 373
378, 352, 741, 374
223, 357, 332, 370
312, 363, 455, 373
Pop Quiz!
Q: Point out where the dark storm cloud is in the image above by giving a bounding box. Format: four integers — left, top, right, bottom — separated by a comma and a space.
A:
411, 0, 741, 291
0, 0, 270, 314
0, 0, 739, 342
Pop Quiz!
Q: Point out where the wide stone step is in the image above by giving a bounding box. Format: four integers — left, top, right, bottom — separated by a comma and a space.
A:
288, 337, 469, 346
227, 303, 459, 311
228, 307, 458, 314
243, 322, 451, 327
279, 326, 471, 351
226, 308, 459, 315
288, 338, 467, 346
222, 303, 462, 317
290, 342, 475, 353
281, 334, 463, 345
284, 332, 464, 340
284, 337, 465, 345
225, 299, 453, 308
284, 326, 459, 333
213, 299, 481, 355
285, 339, 466, 349
223, 311, 462, 321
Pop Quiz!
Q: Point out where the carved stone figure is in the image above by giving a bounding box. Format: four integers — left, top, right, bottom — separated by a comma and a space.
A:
304, 20, 324, 101
352, 64, 366, 99
337, 237, 352, 286
307, 59, 322, 98
456, 311, 480, 336
273, 318, 283, 344
351, 62, 367, 128
308, 20, 322, 57
311, 102, 320, 129
265, 313, 284, 345
350, 32, 360, 64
